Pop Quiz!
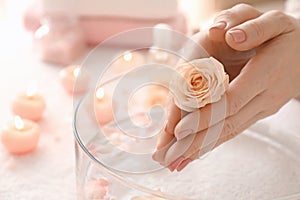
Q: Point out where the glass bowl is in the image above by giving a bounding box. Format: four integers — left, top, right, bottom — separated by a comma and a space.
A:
74, 73, 300, 200
73, 28, 300, 200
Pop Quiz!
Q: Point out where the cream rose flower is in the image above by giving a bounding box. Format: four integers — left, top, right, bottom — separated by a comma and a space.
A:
170, 57, 229, 112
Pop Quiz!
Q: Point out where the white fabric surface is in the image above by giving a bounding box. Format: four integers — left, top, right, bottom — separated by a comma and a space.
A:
0, 1, 300, 200
0, 5, 77, 199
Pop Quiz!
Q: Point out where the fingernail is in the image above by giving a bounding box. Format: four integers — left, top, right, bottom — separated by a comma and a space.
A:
176, 129, 193, 140
177, 158, 193, 172
168, 156, 185, 172
228, 29, 246, 43
210, 21, 227, 30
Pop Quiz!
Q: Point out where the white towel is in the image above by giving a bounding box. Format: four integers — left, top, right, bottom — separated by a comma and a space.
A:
285, 0, 300, 19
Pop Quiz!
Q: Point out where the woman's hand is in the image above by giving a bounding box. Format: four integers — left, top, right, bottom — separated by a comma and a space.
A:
153, 4, 300, 171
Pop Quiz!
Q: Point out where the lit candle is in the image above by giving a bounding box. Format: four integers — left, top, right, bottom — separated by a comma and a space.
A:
94, 87, 114, 126
12, 81, 46, 121
1, 116, 40, 154
112, 51, 145, 73
59, 65, 90, 95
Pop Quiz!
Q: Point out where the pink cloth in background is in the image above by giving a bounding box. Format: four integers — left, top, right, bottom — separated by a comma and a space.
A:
80, 14, 187, 46
23, 3, 187, 47
22, 1, 43, 32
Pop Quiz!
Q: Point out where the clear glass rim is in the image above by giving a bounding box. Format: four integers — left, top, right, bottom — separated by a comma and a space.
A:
73, 75, 193, 200
73, 75, 300, 200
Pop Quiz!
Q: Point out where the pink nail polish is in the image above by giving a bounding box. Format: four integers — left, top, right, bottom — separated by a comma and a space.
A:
210, 21, 227, 30
168, 156, 185, 172
176, 129, 193, 140
228, 29, 246, 43
177, 158, 193, 172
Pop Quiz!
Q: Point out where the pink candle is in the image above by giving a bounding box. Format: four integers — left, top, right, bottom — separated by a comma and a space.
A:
59, 65, 90, 95
94, 87, 114, 126
112, 51, 145, 73
1, 116, 40, 155
12, 82, 46, 121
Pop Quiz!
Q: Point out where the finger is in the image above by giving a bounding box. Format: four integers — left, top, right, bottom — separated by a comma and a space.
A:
174, 94, 226, 140
152, 137, 176, 163
172, 90, 271, 162
155, 98, 182, 150
155, 128, 175, 150
226, 10, 297, 51
166, 99, 187, 134
176, 133, 224, 171
209, 4, 262, 41
175, 104, 280, 171
175, 64, 266, 140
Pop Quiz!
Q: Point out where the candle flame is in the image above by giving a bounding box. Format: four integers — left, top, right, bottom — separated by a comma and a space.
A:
123, 52, 132, 62
34, 26, 50, 39
14, 116, 24, 130
73, 67, 81, 78
96, 87, 105, 100
26, 81, 38, 97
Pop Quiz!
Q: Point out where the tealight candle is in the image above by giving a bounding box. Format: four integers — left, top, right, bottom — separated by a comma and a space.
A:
112, 51, 145, 73
94, 87, 114, 126
59, 65, 90, 95
12, 81, 46, 121
1, 116, 40, 154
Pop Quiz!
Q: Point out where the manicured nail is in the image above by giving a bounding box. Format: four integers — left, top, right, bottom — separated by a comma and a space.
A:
228, 29, 246, 43
168, 156, 185, 172
210, 21, 227, 30
176, 129, 193, 140
177, 158, 193, 172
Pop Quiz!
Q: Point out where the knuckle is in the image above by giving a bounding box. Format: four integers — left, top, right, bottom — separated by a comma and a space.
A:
222, 131, 237, 143
247, 20, 265, 39
228, 98, 242, 115
233, 3, 252, 10
266, 107, 280, 116
198, 111, 210, 129
268, 10, 286, 20
268, 10, 296, 31
215, 10, 236, 22
188, 142, 200, 156
223, 119, 236, 136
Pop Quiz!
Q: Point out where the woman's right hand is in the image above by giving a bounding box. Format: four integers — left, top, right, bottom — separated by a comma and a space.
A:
153, 4, 262, 165
153, 3, 300, 171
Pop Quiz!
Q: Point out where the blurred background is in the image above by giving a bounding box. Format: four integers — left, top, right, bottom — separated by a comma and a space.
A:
0, 0, 293, 199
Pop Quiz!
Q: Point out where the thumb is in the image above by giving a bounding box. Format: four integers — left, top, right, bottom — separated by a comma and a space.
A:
226, 11, 297, 51
209, 4, 261, 41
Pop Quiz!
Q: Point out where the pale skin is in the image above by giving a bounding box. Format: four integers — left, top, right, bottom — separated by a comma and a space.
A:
153, 4, 300, 172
